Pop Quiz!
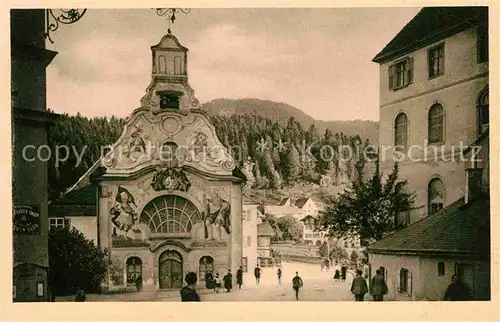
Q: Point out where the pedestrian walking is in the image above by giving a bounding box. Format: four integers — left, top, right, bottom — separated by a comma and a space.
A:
369, 269, 388, 301
341, 266, 347, 282
443, 275, 472, 301
320, 260, 324, 272
180, 272, 201, 302
135, 274, 142, 292
277, 268, 282, 284
75, 288, 86, 302
333, 269, 340, 282
205, 270, 214, 290
223, 269, 233, 293
292, 272, 303, 301
350, 269, 368, 301
214, 273, 222, 293
325, 259, 330, 272
236, 266, 243, 289
254, 265, 261, 285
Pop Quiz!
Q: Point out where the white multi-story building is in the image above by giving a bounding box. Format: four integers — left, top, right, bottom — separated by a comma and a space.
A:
241, 203, 259, 273
368, 7, 490, 301
375, 6, 489, 226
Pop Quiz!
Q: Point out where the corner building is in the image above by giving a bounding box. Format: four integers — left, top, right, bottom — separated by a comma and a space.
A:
373, 7, 488, 225
95, 31, 245, 291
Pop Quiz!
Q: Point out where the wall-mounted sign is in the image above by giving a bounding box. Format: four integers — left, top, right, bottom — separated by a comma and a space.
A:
13, 204, 41, 234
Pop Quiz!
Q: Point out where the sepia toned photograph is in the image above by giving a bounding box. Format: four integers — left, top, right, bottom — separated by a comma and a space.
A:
11, 4, 491, 305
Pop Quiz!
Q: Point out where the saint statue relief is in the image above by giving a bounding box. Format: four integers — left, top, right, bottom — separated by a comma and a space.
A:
110, 186, 138, 239
203, 192, 231, 241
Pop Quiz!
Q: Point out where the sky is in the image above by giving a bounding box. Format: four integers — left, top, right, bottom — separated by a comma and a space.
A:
46, 8, 422, 121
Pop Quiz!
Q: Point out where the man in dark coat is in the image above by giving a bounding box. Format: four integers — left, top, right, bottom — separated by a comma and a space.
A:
370, 269, 388, 301
205, 270, 214, 289
135, 274, 142, 292
443, 275, 472, 301
350, 269, 368, 301
223, 269, 233, 293
292, 272, 304, 300
180, 272, 201, 302
254, 265, 261, 285
236, 266, 243, 289
341, 266, 347, 282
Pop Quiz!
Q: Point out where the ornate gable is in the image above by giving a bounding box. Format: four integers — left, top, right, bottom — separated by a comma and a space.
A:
101, 109, 236, 177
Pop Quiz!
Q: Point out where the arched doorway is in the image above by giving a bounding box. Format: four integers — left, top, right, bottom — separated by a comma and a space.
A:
199, 256, 214, 281
158, 250, 183, 289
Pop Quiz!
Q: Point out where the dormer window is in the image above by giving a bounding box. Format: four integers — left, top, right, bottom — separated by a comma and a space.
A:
158, 91, 182, 109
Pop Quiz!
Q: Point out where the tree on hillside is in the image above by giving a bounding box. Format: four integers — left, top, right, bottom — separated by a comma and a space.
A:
317, 161, 419, 244
47, 110, 375, 199
48, 227, 108, 296
282, 143, 301, 183
350, 250, 359, 268
276, 215, 303, 242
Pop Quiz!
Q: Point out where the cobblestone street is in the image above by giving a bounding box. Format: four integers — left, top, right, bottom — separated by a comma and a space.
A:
56, 262, 360, 302
161, 262, 355, 302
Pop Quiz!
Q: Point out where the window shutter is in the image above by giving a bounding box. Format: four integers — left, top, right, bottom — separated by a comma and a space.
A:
397, 270, 401, 292
406, 57, 413, 84
388, 65, 394, 89
408, 271, 413, 297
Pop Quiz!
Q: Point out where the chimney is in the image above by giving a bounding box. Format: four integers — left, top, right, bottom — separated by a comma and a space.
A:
466, 168, 483, 203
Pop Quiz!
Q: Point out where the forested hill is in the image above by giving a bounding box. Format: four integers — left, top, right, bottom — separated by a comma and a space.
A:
200, 98, 379, 144
47, 102, 376, 201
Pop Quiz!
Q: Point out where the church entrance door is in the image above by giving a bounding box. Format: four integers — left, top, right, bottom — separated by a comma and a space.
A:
158, 250, 183, 289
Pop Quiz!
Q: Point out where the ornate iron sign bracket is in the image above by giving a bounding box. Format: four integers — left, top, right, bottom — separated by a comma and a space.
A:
44, 9, 87, 43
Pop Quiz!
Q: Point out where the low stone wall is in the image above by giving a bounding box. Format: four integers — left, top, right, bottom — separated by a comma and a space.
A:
270, 242, 321, 264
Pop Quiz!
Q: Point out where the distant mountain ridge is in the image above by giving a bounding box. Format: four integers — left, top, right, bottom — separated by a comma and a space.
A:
200, 98, 379, 144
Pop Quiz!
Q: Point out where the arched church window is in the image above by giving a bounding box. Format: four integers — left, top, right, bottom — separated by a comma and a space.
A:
428, 178, 444, 215
395, 182, 410, 228
174, 56, 182, 75
428, 104, 445, 144
478, 88, 489, 135
199, 256, 214, 281
139, 195, 202, 234
158, 55, 167, 74
394, 113, 408, 149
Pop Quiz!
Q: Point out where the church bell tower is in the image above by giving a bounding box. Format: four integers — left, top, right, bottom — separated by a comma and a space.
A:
140, 30, 200, 112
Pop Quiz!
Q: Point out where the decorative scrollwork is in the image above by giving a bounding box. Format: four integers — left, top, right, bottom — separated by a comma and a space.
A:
155, 8, 191, 33
45, 9, 87, 43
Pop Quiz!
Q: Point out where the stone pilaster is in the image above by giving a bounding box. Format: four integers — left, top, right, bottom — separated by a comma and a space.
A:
229, 183, 243, 273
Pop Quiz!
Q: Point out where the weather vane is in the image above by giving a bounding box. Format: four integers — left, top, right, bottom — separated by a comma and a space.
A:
155, 8, 191, 34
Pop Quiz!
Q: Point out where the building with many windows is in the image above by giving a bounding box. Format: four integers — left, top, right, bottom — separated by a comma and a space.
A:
368, 7, 490, 301
375, 7, 488, 226
241, 202, 260, 272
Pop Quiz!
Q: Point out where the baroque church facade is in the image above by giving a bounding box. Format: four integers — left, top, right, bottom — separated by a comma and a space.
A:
94, 31, 245, 290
